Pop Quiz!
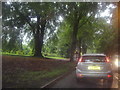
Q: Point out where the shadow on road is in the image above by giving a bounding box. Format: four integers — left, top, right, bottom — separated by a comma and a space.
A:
50, 71, 116, 88
77, 78, 113, 88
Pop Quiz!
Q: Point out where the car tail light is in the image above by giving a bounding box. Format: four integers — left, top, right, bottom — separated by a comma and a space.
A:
107, 75, 112, 78
78, 57, 83, 62
77, 74, 83, 77
79, 74, 82, 77
105, 57, 110, 62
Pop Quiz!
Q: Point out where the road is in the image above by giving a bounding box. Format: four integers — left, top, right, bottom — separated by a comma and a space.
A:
49, 71, 119, 88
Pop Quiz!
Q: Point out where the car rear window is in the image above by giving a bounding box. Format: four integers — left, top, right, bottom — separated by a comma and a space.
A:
82, 56, 106, 62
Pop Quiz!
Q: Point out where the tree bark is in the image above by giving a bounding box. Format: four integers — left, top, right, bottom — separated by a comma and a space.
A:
70, 30, 77, 61
82, 43, 87, 54
78, 39, 82, 58
70, 13, 80, 61
34, 15, 46, 57
118, 2, 120, 56
34, 33, 43, 57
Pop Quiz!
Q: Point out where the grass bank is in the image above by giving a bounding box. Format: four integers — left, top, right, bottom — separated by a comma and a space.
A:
2, 55, 76, 88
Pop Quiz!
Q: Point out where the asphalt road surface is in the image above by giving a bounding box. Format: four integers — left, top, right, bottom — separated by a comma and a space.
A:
50, 71, 119, 88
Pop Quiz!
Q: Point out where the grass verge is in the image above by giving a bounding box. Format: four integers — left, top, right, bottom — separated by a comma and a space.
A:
2, 56, 76, 88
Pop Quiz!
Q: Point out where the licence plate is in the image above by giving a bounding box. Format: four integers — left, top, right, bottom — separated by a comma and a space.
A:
88, 66, 101, 70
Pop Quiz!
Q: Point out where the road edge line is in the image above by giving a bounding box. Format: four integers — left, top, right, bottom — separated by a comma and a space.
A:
41, 68, 75, 88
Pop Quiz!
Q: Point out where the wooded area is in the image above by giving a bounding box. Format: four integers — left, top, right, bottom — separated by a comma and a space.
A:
2, 2, 118, 61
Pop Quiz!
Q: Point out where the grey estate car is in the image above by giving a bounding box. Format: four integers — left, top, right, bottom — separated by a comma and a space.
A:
76, 54, 113, 83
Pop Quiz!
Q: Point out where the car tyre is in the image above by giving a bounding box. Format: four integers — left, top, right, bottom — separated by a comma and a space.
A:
76, 77, 83, 83
76, 77, 80, 82
107, 78, 113, 87
103, 78, 113, 88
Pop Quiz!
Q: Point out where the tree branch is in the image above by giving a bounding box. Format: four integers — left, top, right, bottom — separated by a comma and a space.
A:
78, 13, 94, 29
14, 6, 35, 35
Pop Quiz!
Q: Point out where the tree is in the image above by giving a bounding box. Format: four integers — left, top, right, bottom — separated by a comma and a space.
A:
56, 20, 72, 58
2, 2, 117, 59
93, 3, 119, 56
77, 16, 96, 55
2, 2, 62, 57
64, 2, 98, 61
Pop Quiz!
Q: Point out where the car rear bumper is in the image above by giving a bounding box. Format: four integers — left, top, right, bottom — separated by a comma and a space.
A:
76, 70, 113, 79
76, 73, 112, 79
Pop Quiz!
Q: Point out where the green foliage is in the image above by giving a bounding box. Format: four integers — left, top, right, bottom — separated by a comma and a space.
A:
2, 45, 33, 56
42, 20, 72, 58
89, 17, 118, 56
42, 33, 59, 57
2, 2, 117, 58
2, 2, 69, 57
56, 21, 72, 57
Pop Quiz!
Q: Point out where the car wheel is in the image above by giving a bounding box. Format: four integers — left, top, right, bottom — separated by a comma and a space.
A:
76, 78, 80, 83
76, 77, 83, 83
103, 78, 113, 88
107, 78, 113, 85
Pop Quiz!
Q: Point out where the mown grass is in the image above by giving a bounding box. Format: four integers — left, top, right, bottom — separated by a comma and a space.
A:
2, 53, 67, 60
2, 52, 32, 56
45, 56, 67, 60
3, 63, 75, 88
2, 56, 76, 88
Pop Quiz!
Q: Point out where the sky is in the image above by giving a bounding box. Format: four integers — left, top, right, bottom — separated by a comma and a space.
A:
100, 4, 116, 23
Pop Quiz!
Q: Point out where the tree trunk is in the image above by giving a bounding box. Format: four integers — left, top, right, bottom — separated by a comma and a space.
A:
70, 32, 77, 61
34, 15, 46, 57
34, 30, 45, 57
82, 42, 87, 54
70, 16, 80, 61
118, 2, 120, 56
34, 33, 43, 57
78, 39, 82, 58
